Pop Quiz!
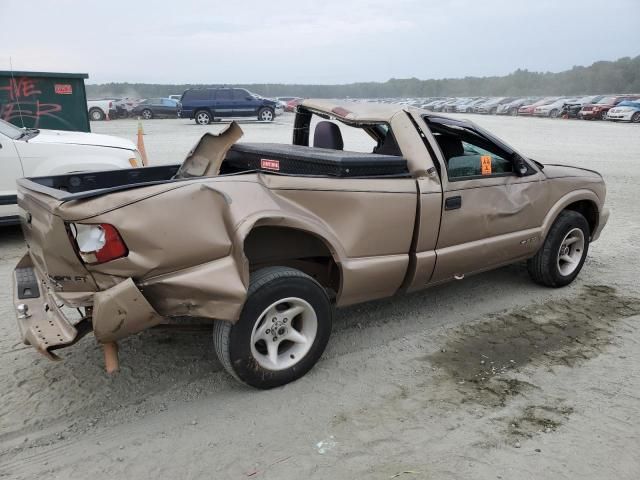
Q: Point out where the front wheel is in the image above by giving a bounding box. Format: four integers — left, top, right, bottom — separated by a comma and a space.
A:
549, 109, 559, 118
213, 267, 333, 389
632, 112, 640, 123
258, 107, 274, 122
527, 210, 590, 287
141, 109, 153, 120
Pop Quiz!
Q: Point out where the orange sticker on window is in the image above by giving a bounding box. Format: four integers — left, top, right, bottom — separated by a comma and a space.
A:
480, 155, 492, 175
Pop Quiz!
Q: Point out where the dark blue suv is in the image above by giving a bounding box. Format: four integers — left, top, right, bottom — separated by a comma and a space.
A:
178, 87, 281, 124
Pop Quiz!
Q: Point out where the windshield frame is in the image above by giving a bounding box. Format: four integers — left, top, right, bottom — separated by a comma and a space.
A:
0, 119, 25, 140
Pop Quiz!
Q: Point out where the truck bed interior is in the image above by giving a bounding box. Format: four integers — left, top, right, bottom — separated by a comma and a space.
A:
21, 142, 409, 202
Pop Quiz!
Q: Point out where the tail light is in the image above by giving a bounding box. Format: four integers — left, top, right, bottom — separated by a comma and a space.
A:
69, 223, 128, 264
109, 101, 113, 108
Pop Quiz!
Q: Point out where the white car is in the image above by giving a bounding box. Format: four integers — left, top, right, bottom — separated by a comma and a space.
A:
606, 101, 640, 122
87, 99, 116, 121
0, 119, 141, 224
533, 98, 578, 118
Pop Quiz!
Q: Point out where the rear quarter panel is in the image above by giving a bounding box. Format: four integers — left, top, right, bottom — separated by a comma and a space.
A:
64, 172, 417, 319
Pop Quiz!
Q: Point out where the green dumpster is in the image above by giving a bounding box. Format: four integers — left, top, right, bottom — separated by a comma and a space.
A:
0, 71, 90, 132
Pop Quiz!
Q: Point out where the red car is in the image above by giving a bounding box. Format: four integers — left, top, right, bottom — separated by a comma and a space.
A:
517, 97, 557, 116
285, 98, 303, 112
579, 95, 640, 120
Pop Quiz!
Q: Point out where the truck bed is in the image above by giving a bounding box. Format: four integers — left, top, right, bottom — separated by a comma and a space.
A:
20, 143, 409, 202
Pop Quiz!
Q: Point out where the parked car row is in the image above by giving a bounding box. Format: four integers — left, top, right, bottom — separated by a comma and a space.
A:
370, 94, 640, 122
87, 88, 289, 123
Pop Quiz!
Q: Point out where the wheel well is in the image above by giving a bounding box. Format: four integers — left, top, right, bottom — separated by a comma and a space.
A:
564, 200, 598, 235
244, 226, 341, 298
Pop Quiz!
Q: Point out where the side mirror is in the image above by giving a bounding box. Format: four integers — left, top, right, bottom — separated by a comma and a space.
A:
513, 155, 529, 176
246, 96, 253, 101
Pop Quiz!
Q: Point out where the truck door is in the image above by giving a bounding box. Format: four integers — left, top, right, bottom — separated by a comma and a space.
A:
421, 115, 547, 283
0, 130, 24, 221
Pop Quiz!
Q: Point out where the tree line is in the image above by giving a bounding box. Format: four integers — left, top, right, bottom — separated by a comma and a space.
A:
87, 55, 640, 99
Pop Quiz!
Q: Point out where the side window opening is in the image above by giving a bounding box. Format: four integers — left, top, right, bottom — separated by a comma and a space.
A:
233, 89, 250, 100
294, 108, 402, 157
426, 119, 513, 180
309, 117, 377, 153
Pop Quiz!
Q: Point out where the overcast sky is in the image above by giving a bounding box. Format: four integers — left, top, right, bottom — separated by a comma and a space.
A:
1, 0, 638, 85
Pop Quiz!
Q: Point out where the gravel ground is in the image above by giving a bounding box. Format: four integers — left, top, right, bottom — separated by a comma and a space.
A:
1, 113, 639, 479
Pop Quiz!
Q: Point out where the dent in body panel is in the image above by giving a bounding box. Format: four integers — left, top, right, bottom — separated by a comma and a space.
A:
74, 172, 419, 322
93, 278, 164, 343
438, 177, 547, 249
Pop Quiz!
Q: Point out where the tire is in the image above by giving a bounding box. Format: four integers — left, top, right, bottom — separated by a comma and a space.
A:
549, 109, 558, 118
141, 109, 153, 120
195, 110, 212, 125
599, 111, 607, 120
89, 108, 105, 121
213, 267, 333, 389
632, 112, 640, 123
527, 210, 590, 288
509, 108, 518, 116
490, 107, 497, 115
258, 107, 274, 122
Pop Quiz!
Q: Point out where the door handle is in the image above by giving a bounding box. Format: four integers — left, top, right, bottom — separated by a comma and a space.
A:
445, 195, 462, 210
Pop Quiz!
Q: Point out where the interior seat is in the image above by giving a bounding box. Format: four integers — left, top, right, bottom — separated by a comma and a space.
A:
313, 121, 344, 150
435, 134, 464, 161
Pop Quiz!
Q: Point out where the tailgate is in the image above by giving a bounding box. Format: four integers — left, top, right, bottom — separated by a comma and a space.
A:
17, 179, 98, 292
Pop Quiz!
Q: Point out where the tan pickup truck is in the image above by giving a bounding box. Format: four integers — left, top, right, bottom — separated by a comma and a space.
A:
13, 100, 609, 388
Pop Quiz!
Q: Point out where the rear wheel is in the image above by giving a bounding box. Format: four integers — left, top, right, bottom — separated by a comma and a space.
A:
258, 107, 274, 122
527, 210, 590, 287
509, 108, 518, 116
549, 109, 559, 118
89, 108, 105, 121
141, 109, 153, 120
599, 111, 607, 120
213, 267, 333, 389
632, 112, 640, 123
195, 110, 211, 125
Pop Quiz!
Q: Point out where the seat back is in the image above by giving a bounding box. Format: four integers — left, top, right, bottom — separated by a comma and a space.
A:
313, 121, 344, 150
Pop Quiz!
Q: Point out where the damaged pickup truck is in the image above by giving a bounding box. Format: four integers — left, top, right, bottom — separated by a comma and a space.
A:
13, 100, 609, 388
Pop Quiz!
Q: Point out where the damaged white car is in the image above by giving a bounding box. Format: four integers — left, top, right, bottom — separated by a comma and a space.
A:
0, 119, 141, 225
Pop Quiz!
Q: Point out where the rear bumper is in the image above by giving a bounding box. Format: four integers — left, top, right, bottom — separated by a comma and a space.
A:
13, 253, 163, 360
12, 253, 86, 359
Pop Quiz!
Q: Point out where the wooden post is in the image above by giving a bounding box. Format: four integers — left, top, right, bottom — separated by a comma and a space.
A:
103, 342, 119, 374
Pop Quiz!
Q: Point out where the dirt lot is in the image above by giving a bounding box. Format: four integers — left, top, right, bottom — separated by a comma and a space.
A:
1, 113, 639, 479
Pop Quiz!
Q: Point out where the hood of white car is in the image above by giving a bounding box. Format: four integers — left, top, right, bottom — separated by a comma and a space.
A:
27, 129, 136, 150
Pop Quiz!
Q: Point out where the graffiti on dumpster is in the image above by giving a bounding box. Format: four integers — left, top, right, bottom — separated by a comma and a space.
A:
0, 77, 73, 129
